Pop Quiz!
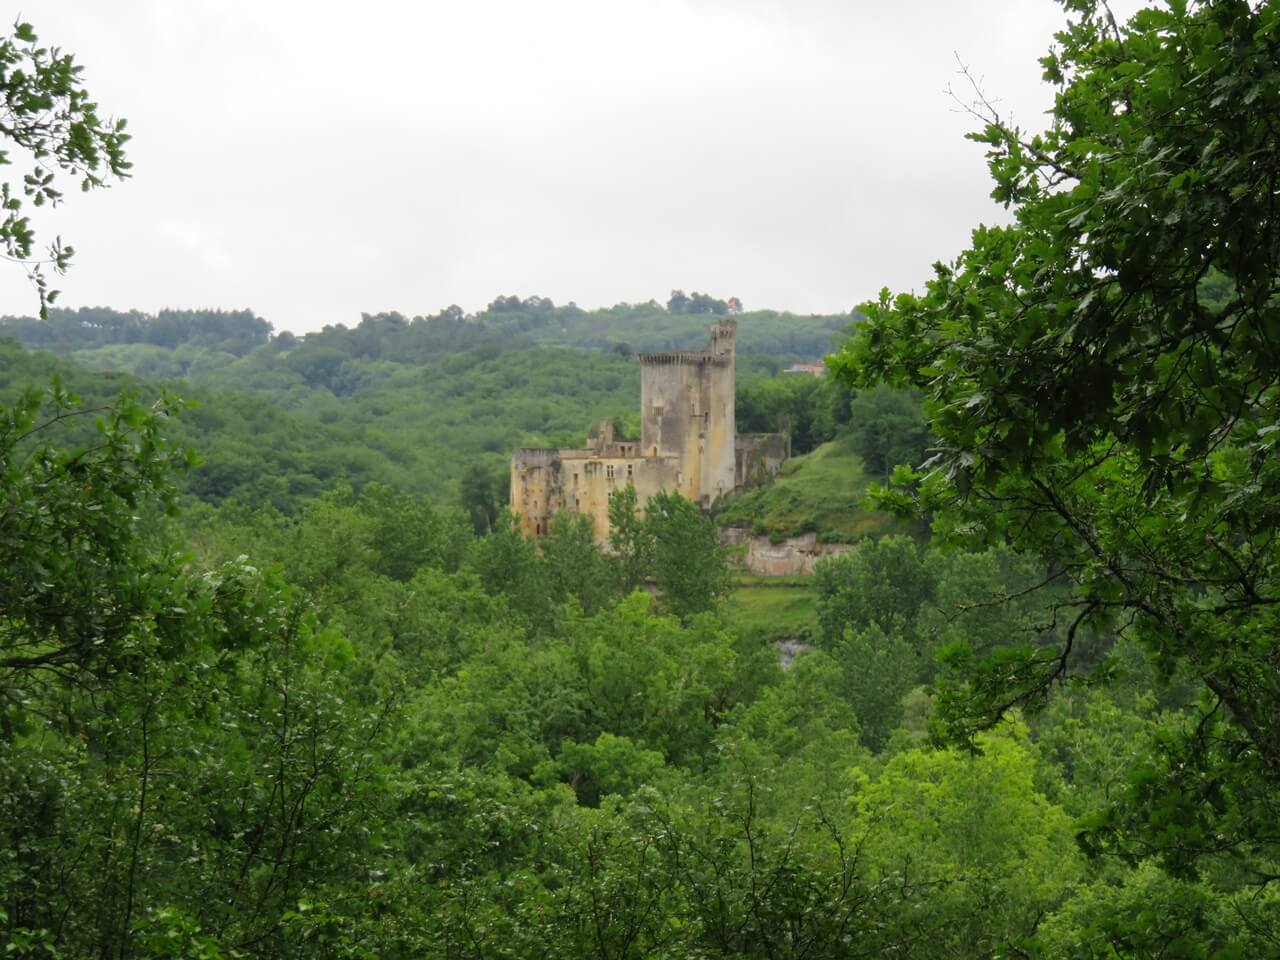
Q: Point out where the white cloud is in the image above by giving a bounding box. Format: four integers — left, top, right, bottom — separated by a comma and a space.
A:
160, 219, 235, 272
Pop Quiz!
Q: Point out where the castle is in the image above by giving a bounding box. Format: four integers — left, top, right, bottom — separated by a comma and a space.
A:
510, 319, 788, 539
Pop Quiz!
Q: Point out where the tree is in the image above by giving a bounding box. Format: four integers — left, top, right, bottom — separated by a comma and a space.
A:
358, 482, 469, 579
851, 724, 1081, 957
830, 0, 1280, 890
465, 511, 556, 632
0, 21, 130, 315
845, 384, 929, 480
604, 485, 730, 617
666, 290, 728, 316
642, 489, 732, 619
0, 383, 410, 957
736, 374, 846, 454
607, 482, 651, 595
284, 345, 348, 391
0, 380, 192, 690
831, 622, 917, 752
543, 510, 613, 613
813, 536, 934, 647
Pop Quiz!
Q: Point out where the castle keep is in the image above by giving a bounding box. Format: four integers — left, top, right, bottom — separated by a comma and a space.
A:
510, 319, 788, 539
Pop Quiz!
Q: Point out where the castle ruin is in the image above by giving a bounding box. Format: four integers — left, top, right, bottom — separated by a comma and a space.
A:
510, 319, 788, 539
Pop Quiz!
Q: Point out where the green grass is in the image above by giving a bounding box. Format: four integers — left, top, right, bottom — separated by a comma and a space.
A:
717, 432, 905, 543
725, 575, 820, 643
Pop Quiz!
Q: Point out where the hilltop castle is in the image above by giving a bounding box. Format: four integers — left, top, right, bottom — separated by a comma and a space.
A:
510, 319, 788, 539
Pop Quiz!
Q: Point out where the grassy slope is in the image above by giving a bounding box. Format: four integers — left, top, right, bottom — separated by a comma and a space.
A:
716, 432, 905, 543
726, 574, 820, 644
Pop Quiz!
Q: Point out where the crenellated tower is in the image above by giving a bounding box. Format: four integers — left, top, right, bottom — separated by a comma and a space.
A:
637, 319, 737, 507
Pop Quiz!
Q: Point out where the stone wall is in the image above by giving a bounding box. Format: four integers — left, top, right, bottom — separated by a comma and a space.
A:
637, 319, 737, 507
638, 356, 704, 501
720, 527, 855, 576
510, 448, 562, 536
702, 320, 737, 505
511, 445, 682, 540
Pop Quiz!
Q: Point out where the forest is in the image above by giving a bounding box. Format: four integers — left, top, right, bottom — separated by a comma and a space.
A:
0, 298, 858, 510
2, 1, 1279, 957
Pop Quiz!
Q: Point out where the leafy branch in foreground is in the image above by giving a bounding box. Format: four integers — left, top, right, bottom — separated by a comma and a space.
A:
0, 20, 130, 315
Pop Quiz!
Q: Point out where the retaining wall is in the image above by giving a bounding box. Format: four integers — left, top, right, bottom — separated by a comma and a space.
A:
720, 527, 855, 576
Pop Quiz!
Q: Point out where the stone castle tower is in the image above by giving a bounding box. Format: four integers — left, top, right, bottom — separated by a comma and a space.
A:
510, 320, 788, 539
637, 318, 738, 505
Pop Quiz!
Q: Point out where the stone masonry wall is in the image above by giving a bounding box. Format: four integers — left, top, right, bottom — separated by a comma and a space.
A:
720, 527, 855, 576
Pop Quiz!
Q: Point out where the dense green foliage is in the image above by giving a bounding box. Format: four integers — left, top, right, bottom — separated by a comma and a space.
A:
0, 298, 858, 512
1, 297, 850, 370
5, 1, 1280, 956
735, 371, 851, 455
1, 306, 272, 355
0, 335, 640, 510
832, 0, 1280, 946
6, 363, 1275, 957
844, 383, 929, 481
0, 329, 903, 543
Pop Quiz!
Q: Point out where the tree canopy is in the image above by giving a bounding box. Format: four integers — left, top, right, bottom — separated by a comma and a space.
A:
831, 0, 1280, 881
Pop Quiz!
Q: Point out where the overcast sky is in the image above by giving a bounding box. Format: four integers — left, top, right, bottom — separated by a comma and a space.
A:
0, 0, 1140, 334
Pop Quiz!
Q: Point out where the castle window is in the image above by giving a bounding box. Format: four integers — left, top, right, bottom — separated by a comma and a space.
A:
627, 464, 633, 480
606, 464, 615, 482
573, 472, 579, 487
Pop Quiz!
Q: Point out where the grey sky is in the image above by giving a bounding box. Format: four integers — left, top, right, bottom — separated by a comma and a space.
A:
0, 0, 1138, 334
